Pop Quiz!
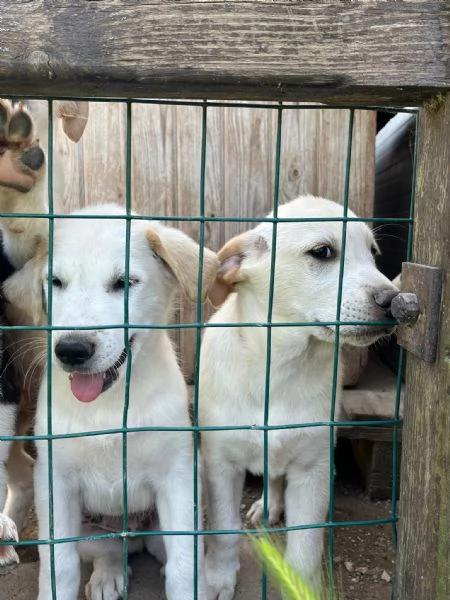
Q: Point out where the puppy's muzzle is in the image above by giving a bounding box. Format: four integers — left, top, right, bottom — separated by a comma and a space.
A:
55, 337, 96, 367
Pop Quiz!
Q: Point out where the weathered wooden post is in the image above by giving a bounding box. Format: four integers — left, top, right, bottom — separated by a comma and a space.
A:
396, 94, 450, 600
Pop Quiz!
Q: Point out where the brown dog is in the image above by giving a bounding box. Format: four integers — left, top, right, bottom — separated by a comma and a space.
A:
0, 99, 88, 565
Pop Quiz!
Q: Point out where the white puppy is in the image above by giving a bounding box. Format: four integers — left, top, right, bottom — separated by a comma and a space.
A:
200, 195, 399, 599
5, 204, 218, 600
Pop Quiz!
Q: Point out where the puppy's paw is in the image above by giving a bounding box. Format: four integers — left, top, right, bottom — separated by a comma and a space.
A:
206, 556, 238, 600
0, 513, 19, 567
85, 564, 132, 600
246, 496, 283, 526
0, 99, 45, 194
207, 584, 235, 600
0, 544, 20, 567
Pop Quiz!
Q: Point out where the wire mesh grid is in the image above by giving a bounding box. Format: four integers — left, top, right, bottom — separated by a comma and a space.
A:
0, 97, 419, 600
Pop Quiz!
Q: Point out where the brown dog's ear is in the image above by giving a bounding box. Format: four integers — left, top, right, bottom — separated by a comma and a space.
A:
146, 227, 219, 303
55, 101, 89, 143
3, 245, 48, 325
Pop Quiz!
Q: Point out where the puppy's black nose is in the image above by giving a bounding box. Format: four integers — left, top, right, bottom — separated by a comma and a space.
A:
373, 289, 399, 315
55, 338, 95, 366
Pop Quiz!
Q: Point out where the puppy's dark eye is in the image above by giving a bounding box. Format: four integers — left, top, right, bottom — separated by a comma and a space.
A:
371, 245, 380, 258
51, 276, 63, 288
309, 245, 334, 260
111, 277, 139, 292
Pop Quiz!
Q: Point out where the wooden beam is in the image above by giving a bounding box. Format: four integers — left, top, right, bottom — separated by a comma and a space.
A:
0, 1, 448, 103
396, 94, 450, 600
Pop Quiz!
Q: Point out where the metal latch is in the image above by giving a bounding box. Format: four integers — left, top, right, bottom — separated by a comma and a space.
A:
391, 262, 444, 363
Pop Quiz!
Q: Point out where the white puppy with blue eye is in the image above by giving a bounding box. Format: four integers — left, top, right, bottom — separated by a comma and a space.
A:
5, 204, 218, 600
200, 195, 399, 600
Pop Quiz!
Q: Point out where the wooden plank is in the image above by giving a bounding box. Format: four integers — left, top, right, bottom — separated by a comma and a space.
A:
395, 263, 444, 362
339, 426, 401, 444
0, 2, 448, 103
351, 439, 402, 500
340, 355, 404, 421
396, 94, 450, 600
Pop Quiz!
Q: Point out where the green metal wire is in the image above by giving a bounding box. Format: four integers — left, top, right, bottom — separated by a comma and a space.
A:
0, 418, 401, 444
326, 108, 354, 598
120, 99, 134, 599
42, 100, 58, 600
260, 101, 284, 600
0, 210, 413, 224
0, 94, 420, 114
191, 100, 209, 600
0, 318, 399, 333
0, 96, 415, 600
0, 514, 398, 549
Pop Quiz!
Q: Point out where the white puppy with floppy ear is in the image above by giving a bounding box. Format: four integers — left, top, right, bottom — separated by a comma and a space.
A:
5, 204, 218, 600
200, 195, 399, 600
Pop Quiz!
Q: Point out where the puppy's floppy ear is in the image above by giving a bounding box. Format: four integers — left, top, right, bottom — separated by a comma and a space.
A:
3, 243, 48, 325
146, 227, 219, 302
207, 232, 269, 308
55, 101, 89, 143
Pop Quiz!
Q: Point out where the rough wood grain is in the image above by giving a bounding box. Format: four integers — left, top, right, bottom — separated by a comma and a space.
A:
0, 2, 448, 103
351, 439, 402, 500
48, 102, 375, 381
396, 94, 450, 600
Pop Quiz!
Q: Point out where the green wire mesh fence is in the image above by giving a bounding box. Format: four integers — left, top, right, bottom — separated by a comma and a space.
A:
0, 97, 418, 600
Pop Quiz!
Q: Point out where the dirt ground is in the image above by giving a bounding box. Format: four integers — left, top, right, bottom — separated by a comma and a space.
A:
1, 471, 395, 600
241, 474, 395, 600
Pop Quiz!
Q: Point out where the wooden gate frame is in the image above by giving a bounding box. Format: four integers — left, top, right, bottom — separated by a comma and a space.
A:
0, 2, 448, 599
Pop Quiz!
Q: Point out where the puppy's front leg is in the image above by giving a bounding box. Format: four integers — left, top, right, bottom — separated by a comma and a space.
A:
284, 460, 329, 593
35, 451, 82, 600
156, 456, 206, 600
0, 404, 19, 566
0, 431, 19, 566
204, 452, 246, 600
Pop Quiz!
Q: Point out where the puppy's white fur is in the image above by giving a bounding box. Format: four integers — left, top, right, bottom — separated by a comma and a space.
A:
5, 204, 218, 600
200, 196, 398, 599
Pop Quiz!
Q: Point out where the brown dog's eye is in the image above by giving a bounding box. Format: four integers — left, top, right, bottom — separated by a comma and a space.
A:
309, 245, 334, 260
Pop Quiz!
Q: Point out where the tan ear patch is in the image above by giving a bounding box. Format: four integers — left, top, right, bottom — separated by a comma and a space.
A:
207, 233, 247, 307
207, 233, 269, 307
146, 228, 219, 303
55, 101, 89, 143
4, 245, 48, 325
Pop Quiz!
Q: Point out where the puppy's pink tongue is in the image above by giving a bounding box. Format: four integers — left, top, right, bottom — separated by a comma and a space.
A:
70, 373, 104, 403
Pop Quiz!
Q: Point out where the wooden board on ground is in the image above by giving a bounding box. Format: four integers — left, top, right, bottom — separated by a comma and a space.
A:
340, 354, 404, 425
340, 354, 404, 500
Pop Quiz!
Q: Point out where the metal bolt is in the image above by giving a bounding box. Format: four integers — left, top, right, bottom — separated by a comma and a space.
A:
391, 292, 420, 325
374, 289, 399, 309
